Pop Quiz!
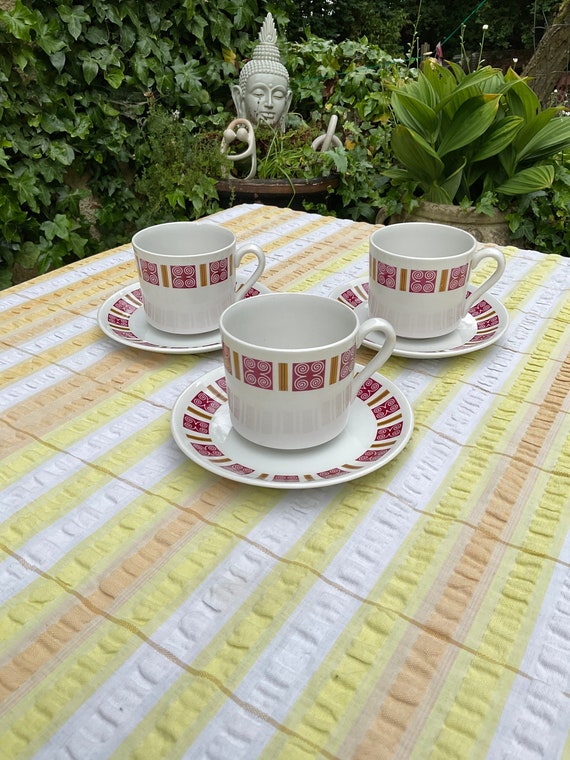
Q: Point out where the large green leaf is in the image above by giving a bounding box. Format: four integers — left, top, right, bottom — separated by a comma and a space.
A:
516, 117, 570, 163
426, 185, 454, 204
438, 95, 501, 156
391, 125, 444, 187
391, 90, 438, 141
421, 61, 457, 102
495, 165, 555, 195
471, 116, 524, 162
439, 157, 466, 202
513, 108, 562, 155
504, 70, 540, 121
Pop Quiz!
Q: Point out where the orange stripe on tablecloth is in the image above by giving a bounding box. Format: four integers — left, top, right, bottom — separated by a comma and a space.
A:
0, 483, 236, 705
0, 350, 176, 457
0, 498, 346, 760
353, 355, 570, 759
259, 223, 372, 293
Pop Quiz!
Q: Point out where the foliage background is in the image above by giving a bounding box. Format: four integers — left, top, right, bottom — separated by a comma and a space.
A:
279, 0, 560, 59
0, 0, 567, 287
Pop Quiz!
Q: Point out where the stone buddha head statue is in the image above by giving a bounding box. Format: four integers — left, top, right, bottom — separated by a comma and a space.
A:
231, 13, 292, 131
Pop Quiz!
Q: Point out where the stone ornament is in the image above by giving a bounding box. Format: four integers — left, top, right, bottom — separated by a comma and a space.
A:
231, 13, 292, 130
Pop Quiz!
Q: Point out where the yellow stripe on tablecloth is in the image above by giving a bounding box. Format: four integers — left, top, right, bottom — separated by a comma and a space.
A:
0, 480, 283, 756
264, 236, 371, 294
0, 261, 137, 345
107, 485, 385, 760
410, 355, 570, 759
1, 244, 132, 299
262, 299, 570, 758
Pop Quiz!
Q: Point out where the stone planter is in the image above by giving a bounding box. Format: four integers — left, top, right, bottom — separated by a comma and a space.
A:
378, 201, 512, 246
217, 176, 339, 211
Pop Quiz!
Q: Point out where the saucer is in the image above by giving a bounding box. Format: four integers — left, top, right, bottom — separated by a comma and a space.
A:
97, 280, 270, 354
329, 279, 509, 359
171, 367, 413, 489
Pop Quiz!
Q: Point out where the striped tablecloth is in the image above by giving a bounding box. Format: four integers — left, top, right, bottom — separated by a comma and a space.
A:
1, 203, 570, 760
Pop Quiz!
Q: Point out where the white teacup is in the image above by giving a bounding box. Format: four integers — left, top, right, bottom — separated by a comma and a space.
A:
132, 221, 265, 334
220, 293, 396, 449
369, 222, 506, 339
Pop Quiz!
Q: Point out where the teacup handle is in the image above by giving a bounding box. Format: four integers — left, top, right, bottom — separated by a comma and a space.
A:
352, 317, 396, 398
234, 243, 266, 300
463, 247, 505, 315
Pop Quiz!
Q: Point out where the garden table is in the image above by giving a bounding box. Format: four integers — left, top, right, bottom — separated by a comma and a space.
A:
1, 203, 569, 759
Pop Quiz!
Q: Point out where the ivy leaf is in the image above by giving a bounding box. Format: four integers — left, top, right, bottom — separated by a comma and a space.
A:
104, 66, 124, 89
41, 214, 71, 242
13, 171, 40, 210
82, 58, 99, 84
47, 142, 75, 165
0, 0, 35, 41
50, 51, 66, 73
0, 149, 10, 171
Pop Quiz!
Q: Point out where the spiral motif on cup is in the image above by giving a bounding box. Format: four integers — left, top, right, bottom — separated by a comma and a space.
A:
209, 258, 229, 284
243, 356, 273, 389
171, 264, 197, 289
339, 346, 355, 380
410, 269, 436, 293
376, 262, 397, 289
139, 260, 159, 285
448, 263, 468, 290
292, 361, 326, 391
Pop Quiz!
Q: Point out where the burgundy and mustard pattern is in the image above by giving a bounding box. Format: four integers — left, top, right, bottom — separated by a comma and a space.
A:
137, 255, 233, 288
336, 279, 502, 352
222, 345, 356, 391
370, 259, 469, 293
178, 371, 409, 484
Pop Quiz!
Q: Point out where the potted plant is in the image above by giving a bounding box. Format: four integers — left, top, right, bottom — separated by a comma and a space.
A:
382, 59, 570, 243
216, 116, 343, 209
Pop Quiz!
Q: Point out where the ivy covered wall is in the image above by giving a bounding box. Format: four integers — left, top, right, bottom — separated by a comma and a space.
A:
0, 0, 283, 285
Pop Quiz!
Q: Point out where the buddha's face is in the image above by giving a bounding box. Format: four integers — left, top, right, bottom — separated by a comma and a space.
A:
242, 73, 291, 127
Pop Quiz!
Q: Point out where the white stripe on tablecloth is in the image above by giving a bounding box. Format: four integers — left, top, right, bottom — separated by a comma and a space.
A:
485, 513, 570, 760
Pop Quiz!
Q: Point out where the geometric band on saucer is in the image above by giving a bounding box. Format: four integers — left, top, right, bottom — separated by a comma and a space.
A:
97, 279, 270, 354
171, 366, 414, 489
329, 278, 509, 359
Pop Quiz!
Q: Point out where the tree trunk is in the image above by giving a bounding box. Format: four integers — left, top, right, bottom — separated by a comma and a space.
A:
522, 0, 570, 107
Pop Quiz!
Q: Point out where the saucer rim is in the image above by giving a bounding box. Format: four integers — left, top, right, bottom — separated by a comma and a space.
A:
329, 278, 509, 359
170, 366, 414, 490
97, 280, 270, 354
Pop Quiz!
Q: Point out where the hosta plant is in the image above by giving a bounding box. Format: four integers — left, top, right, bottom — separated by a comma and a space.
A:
385, 59, 570, 210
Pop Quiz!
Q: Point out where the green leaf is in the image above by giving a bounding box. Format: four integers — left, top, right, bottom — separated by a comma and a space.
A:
421, 61, 458, 102
13, 171, 40, 209
47, 142, 75, 165
0, 148, 11, 171
50, 51, 66, 73
438, 95, 501, 156
495, 165, 555, 195
471, 116, 524, 162
0, 0, 35, 41
391, 125, 444, 187
390, 91, 438, 142
82, 58, 99, 85
104, 66, 124, 89
516, 117, 570, 163
41, 214, 71, 241
504, 72, 540, 121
